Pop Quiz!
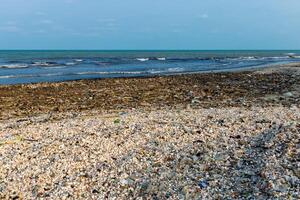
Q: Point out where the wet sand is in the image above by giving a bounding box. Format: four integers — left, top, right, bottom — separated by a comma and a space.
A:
0, 63, 299, 199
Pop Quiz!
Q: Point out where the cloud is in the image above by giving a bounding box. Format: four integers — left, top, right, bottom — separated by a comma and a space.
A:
93, 19, 119, 32
88, 25, 119, 34
65, 0, 76, 3
172, 29, 183, 33
34, 29, 47, 34
5, 21, 17, 25
39, 20, 54, 24
97, 18, 117, 23
198, 14, 209, 19
0, 25, 21, 32
35, 11, 47, 16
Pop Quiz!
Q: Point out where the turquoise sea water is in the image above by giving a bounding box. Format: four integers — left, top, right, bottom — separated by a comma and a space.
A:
0, 50, 300, 85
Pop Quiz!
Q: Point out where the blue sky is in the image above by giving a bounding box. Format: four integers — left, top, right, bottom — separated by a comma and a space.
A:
0, 0, 300, 50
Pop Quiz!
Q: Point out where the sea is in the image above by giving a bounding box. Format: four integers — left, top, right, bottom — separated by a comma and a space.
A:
0, 50, 300, 85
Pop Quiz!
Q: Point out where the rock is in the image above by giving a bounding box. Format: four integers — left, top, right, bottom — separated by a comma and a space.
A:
140, 181, 150, 193
283, 92, 293, 97
120, 178, 134, 187
119, 112, 127, 116
191, 99, 201, 105
92, 189, 100, 194
284, 175, 299, 187
187, 91, 194, 97
198, 180, 209, 189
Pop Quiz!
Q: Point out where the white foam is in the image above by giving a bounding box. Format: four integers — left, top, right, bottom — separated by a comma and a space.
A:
285, 55, 300, 59
284, 53, 296, 56
0, 64, 28, 69
148, 67, 184, 74
31, 62, 51, 66
239, 56, 256, 60
0, 73, 63, 79
43, 66, 67, 69
136, 58, 149, 62
0, 74, 34, 79
0, 75, 16, 79
148, 70, 163, 74
157, 57, 166, 61
66, 62, 76, 66
76, 71, 143, 75
167, 67, 184, 72
267, 56, 289, 60
43, 73, 62, 76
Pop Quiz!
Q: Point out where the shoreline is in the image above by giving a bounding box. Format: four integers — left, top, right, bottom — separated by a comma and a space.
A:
0, 63, 299, 199
0, 62, 299, 120
0, 62, 300, 120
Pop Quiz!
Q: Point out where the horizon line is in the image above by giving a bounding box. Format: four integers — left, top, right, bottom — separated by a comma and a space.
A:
0, 49, 300, 51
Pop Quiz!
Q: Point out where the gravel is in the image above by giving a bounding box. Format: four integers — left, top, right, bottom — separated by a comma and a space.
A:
1, 106, 299, 199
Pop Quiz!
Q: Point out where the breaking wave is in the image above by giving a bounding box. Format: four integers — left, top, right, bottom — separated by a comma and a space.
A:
0, 64, 28, 69
136, 58, 149, 62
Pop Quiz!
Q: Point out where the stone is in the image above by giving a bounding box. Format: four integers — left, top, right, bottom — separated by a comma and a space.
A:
283, 92, 293, 97
198, 180, 209, 189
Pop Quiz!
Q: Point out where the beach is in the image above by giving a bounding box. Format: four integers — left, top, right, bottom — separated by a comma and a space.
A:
0, 63, 299, 199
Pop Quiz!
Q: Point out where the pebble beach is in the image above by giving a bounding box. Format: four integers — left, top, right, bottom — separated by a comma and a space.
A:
0, 63, 299, 199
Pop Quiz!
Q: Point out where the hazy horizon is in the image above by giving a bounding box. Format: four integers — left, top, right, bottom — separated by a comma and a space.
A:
1, 49, 300, 50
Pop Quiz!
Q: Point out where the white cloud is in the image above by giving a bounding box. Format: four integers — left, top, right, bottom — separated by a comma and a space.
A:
35, 11, 47, 16
39, 20, 54, 24
0, 25, 21, 32
65, 0, 75, 3
198, 14, 209, 19
172, 29, 183, 33
97, 18, 117, 23
34, 29, 47, 34
5, 21, 17, 25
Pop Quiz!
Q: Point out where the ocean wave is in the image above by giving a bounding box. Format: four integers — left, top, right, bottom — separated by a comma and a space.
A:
76, 71, 143, 75
263, 56, 292, 60
0, 64, 29, 69
167, 67, 184, 72
286, 55, 300, 58
0, 74, 34, 79
0, 71, 145, 79
148, 67, 184, 74
136, 57, 167, 62
0, 75, 17, 79
241, 56, 256, 60
93, 61, 111, 66
229, 56, 257, 61
227, 56, 292, 61
43, 66, 67, 69
66, 62, 76, 66
136, 58, 149, 62
148, 70, 163, 74
0, 73, 64, 79
284, 53, 296, 56
31, 61, 59, 67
